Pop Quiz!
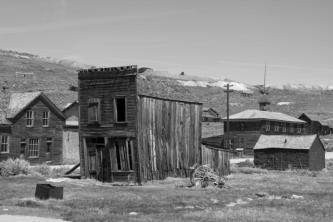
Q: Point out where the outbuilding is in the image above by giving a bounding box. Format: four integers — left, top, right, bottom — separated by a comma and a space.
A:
254, 134, 325, 171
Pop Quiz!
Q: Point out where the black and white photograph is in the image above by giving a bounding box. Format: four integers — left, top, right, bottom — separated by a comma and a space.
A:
0, 0, 332, 221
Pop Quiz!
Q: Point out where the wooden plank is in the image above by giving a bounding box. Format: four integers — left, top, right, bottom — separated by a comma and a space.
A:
83, 138, 89, 178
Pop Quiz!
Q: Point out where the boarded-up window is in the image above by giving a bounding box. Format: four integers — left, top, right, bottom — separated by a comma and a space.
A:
115, 97, 126, 122
42, 111, 49, 127
27, 138, 39, 158
46, 137, 52, 152
88, 98, 100, 123
114, 139, 134, 171
0, 135, 9, 153
26, 110, 34, 127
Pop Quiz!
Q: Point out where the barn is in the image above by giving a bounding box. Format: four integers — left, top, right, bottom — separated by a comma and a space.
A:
254, 134, 325, 171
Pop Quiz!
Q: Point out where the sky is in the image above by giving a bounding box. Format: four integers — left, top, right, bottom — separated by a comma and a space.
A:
0, 0, 332, 86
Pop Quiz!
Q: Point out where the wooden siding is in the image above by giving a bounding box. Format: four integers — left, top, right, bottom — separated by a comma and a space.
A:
62, 129, 79, 163
0, 100, 64, 164
254, 149, 309, 170
201, 145, 230, 176
78, 72, 138, 178
137, 96, 202, 181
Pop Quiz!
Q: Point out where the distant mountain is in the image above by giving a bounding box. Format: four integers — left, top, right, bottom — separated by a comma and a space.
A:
1, 49, 333, 121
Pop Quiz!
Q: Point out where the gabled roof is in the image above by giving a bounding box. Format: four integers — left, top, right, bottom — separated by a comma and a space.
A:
298, 113, 328, 126
7, 92, 41, 118
222, 109, 305, 123
6, 92, 65, 121
202, 107, 220, 118
0, 108, 11, 125
254, 134, 321, 150
65, 115, 78, 126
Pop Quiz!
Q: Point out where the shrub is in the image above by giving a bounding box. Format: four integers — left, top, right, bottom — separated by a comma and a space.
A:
0, 158, 30, 176
31, 163, 51, 177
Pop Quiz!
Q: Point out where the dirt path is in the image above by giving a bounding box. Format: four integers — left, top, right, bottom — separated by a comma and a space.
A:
0, 215, 67, 222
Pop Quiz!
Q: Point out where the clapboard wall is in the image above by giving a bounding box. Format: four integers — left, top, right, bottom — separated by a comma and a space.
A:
201, 145, 231, 176
137, 95, 202, 181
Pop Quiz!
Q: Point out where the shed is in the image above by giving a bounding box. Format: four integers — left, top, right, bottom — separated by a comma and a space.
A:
254, 134, 325, 171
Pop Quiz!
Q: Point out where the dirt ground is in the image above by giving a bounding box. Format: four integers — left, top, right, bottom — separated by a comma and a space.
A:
1, 159, 333, 222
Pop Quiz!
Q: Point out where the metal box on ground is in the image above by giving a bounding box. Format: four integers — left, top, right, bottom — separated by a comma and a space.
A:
35, 184, 63, 200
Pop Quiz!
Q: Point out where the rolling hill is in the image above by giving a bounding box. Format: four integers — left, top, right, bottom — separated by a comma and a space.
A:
1, 49, 333, 122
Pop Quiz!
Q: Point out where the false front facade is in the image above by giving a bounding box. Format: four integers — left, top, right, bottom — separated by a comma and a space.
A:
78, 66, 202, 183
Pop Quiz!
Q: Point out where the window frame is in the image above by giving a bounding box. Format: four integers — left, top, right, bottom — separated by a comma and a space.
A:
114, 96, 127, 123
88, 98, 101, 124
27, 138, 39, 158
265, 121, 271, 132
46, 137, 52, 153
42, 111, 50, 127
0, 135, 9, 154
274, 123, 280, 132
26, 110, 34, 127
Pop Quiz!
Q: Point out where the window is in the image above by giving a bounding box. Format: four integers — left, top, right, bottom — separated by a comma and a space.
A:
290, 124, 295, 133
27, 138, 39, 158
26, 110, 34, 127
274, 123, 280, 132
115, 97, 126, 122
42, 111, 49, 127
265, 121, 271, 131
88, 98, 100, 123
297, 125, 302, 134
46, 137, 52, 152
282, 123, 287, 133
240, 123, 245, 131
0, 136, 9, 153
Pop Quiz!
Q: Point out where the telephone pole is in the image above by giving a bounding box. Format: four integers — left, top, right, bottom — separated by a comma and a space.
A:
224, 83, 234, 150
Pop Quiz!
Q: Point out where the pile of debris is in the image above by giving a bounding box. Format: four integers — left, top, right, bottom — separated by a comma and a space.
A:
190, 164, 226, 188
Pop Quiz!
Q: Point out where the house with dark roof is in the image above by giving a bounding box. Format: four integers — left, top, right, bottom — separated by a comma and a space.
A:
0, 92, 66, 164
298, 113, 331, 135
254, 134, 325, 171
221, 109, 307, 154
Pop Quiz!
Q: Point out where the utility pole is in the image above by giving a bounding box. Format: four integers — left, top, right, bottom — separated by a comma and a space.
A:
224, 83, 234, 150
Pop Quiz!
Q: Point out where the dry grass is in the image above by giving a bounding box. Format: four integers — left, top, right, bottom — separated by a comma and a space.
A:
1, 162, 333, 222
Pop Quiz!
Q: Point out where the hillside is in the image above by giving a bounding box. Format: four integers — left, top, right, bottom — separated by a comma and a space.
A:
1, 49, 333, 122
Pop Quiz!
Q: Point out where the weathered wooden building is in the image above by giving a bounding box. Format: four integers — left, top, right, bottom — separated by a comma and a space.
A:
202, 107, 221, 122
254, 134, 325, 171
78, 66, 204, 183
62, 101, 79, 163
222, 109, 307, 155
0, 92, 65, 164
298, 113, 330, 135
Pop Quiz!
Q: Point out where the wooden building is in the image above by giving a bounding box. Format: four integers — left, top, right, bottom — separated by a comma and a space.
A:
62, 101, 79, 163
0, 92, 65, 164
298, 113, 330, 135
222, 109, 307, 155
202, 107, 221, 122
254, 134, 325, 171
78, 66, 203, 183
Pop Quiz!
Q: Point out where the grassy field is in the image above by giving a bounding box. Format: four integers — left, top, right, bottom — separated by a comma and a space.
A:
1, 161, 333, 222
